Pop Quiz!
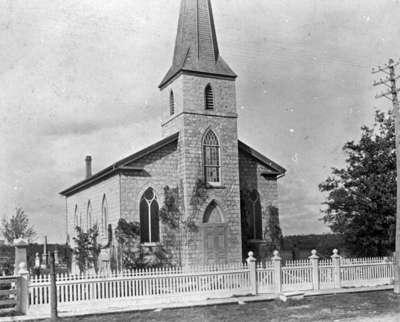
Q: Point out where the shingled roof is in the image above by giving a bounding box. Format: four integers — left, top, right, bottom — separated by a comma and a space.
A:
159, 0, 237, 89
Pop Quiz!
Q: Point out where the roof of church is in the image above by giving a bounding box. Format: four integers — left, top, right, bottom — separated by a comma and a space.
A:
159, 0, 237, 89
60, 133, 285, 197
238, 141, 286, 176
60, 132, 179, 197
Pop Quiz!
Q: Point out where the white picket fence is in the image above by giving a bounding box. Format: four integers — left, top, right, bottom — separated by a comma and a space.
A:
255, 250, 394, 293
27, 250, 395, 311
29, 263, 250, 308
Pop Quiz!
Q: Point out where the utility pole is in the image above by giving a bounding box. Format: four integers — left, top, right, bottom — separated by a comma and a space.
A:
373, 58, 400, 293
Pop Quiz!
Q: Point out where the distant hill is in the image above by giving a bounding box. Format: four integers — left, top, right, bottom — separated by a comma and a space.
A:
281, 234, 347, 259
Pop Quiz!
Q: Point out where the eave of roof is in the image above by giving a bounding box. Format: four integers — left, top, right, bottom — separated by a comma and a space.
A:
238, 140, 286, 176
60, 132, 179, 197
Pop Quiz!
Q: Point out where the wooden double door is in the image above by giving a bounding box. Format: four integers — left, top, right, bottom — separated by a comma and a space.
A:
202, 224, 227, 266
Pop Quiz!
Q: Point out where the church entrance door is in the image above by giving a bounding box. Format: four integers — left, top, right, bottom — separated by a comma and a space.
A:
201, 201, 227, 266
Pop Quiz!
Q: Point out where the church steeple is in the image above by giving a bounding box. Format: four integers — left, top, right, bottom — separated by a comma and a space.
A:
159, 0, 236, 89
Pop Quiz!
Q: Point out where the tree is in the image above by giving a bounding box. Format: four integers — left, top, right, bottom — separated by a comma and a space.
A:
73, 225, 101, 273
319, 111, 396, 256
265, 205, 283, 250
1, 208, 36, 243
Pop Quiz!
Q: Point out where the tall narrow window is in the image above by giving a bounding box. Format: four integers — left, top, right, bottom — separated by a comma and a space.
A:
169, 90, 175, 116
140, 188, 160, 243
101, 195, 108, 236
74, 205, 79, 228
87, 200, 92, 231
203, 129, 220, 183
205, 84, 214, 110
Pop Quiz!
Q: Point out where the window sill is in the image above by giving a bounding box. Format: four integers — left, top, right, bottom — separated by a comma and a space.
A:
141, 242, 161, 247
205, 183, 226, 189
247, 239, 268, 244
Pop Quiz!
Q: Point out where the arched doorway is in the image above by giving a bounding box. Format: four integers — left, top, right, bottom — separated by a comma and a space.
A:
201, 201, 227, 265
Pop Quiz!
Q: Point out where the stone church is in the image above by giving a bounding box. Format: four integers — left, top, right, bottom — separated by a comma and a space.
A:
60, 0, 286, 268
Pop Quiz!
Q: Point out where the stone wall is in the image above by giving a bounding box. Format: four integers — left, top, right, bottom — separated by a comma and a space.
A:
65, 176, 120, 243
238, 149, 279, 238
121, 140, 182, 264
177, 75, 242, 266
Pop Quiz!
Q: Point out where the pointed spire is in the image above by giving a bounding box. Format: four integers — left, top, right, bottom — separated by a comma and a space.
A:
159, 0, 236, 89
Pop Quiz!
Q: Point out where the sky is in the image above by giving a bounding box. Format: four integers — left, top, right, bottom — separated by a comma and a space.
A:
0, 0, 399, 243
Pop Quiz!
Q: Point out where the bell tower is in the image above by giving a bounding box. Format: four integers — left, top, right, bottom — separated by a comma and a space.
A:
159, 0, 242, 265
159, 0, 238, 137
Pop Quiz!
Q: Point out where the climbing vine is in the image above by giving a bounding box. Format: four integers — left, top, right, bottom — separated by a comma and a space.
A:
114, 219, 171, 269
189, 179, 209, 226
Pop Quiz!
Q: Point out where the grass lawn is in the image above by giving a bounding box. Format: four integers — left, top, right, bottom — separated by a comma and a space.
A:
36, 290, 400, 322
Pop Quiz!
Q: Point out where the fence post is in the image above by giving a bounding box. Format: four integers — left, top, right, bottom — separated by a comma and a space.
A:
14, 238, 28, 275
309, 249, 319, 291
50, 252, 58, 320
331, 249, 341, 289
272, 250, 282, 294
246, 251, 257, 295
16, 262, 29, 315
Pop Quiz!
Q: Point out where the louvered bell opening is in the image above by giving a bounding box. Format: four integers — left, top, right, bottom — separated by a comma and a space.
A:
205, 85, 214, 110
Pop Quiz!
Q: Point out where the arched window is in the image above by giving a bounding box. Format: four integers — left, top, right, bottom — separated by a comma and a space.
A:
87, 200, 92, 231
74, 205, 79, 228
203, 129, 220, 183
101, 195, 108, 236
169, 90, 175, 116
139, 188, 159, 243
248, 190, 262, 240
205, 84, 214, 110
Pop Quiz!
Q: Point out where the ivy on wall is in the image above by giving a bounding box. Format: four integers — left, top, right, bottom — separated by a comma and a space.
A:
114, 219, 171, 269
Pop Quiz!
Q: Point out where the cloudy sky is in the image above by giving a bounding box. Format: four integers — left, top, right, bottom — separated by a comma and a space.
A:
1, 0, 399, 243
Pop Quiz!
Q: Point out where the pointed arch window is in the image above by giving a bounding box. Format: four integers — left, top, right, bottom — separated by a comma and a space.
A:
140, 188, 159, 243
248, 190, 262, 240
87, 200, 92, 231
169, 90, 175, 116
101, 195, 108, 236
205, 84, 214, 110
203, 129, 220, 184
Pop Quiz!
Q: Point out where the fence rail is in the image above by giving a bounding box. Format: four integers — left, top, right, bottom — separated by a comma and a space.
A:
26, 249, 396, 312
